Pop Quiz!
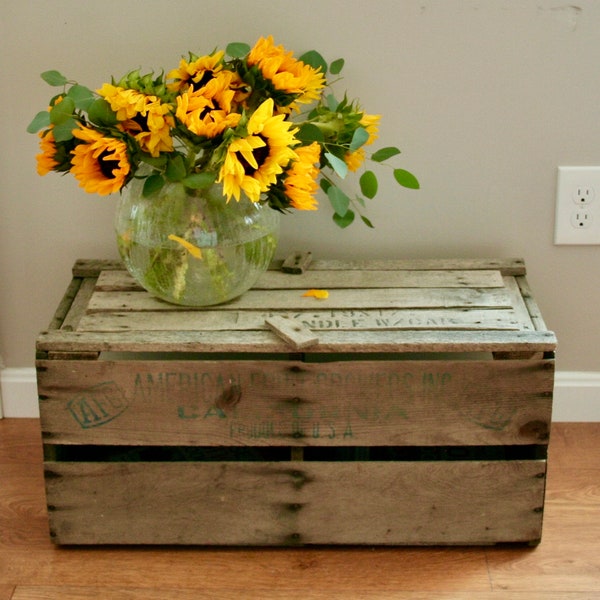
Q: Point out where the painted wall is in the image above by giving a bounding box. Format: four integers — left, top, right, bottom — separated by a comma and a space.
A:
1, 0, 599, 372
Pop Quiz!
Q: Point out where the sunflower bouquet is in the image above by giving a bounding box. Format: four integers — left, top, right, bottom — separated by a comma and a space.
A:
29, 35, 418, 229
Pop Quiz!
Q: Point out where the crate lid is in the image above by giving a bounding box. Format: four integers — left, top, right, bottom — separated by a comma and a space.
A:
36, 257, 556, 355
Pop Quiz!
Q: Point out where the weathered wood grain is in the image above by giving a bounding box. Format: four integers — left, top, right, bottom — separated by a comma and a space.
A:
37, 327, 557, 354
76, 307, 527, 333
44, 460, 546, 545
37, 358, 553, 446
96, 268, 506, 291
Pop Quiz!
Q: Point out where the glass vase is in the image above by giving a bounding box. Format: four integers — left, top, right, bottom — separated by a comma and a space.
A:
115, 178, 280, 306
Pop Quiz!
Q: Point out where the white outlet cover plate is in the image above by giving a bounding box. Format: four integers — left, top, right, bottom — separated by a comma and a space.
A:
554, 166, 600, 245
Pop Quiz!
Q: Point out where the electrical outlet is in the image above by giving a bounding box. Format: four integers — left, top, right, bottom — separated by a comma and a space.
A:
555, 166, 600, 244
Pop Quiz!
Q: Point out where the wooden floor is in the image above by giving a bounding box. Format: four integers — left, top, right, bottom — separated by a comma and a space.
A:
0, 419, 599, 600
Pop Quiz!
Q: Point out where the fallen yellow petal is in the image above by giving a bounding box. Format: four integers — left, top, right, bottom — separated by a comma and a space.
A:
168, 234, 202, 259
303, 289, 329, 299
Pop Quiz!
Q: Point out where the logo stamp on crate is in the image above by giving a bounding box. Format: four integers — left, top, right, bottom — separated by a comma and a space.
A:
66, 381, 129, 428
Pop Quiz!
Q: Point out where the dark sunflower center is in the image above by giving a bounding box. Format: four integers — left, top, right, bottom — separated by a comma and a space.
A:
195, 71, 215, 89
131, 113, 149, 132
98, 151, 119, 179
238, 137, 270, 175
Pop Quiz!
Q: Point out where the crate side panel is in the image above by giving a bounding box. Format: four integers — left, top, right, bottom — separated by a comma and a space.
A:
45, 460, 545, 545
37, 359, 553, 446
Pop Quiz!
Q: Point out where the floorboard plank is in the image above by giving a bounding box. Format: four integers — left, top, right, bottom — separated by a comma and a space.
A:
9, 587, 600, 600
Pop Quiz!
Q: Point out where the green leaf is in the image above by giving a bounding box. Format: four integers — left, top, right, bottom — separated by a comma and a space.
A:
371, 146, 401, 162
361, 215, 375, 228
49, 97, 75, 125
87, 98, 118, 126
324, 152, 348, 179
327, 185, 350, 217
296, 123, 324, 143
182, 172, 217, 189
333, 209, 355, 228
26, 110, 51, 133
52, 117, 78, 142
320, 178, 332, 193
165, 155, 187, 181
326, 93, 338, 112
226, 42, 250, 58
350, 127, 369, 151
41, 70, 68, 86
360, 171, 378, 199
298, 50, 328, 74
140, 153, 167, 168
142, 174, 165, 197
393, 168, 420, 189
67, 85, 95, 110
330, 58, 344, 75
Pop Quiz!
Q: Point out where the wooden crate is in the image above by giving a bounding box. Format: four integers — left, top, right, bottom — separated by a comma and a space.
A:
36, 257, 556, 546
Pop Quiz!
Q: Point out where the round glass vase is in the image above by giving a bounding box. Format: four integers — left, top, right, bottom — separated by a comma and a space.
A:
115, 178, 280, 307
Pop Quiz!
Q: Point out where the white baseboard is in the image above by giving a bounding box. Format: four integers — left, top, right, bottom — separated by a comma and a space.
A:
1, 367, 600, 421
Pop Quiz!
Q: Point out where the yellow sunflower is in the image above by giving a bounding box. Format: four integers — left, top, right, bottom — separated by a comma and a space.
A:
284, 142, 321, 210
175, 71, 241, 138
344, 113, 381, 172
167, 50, 225, 93
97, 84, 148, 120
70, 126, 131, 195
247, 35, 325, 106
36, 130, 59, 175
98, 84, 174, 157
218, 98, 298, 202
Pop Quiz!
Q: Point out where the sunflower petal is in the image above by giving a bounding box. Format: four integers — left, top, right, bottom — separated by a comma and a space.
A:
302, 289, 329, 299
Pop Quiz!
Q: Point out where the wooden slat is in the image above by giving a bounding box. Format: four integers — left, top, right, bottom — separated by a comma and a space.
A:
72, 258, 123, 278
60, 278, 97, 332
45, 277, 82, 331
516, 276, 550, 332
86, 287, 513, 313
36, 327, 557, 354
273, 257, 527, 276
37, 358, 553, 446
76, 307, 527, 333
96, 268, 506, 291
44, 460, 545, 545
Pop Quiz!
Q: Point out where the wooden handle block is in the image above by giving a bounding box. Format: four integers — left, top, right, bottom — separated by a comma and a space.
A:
265, 315, 319, 349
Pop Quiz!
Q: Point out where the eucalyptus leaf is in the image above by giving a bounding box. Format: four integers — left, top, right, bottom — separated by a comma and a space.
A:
393, 168, 420, 189
333, 209, 355, 228
182, 172, 217, 189
330, 58, 345, 75
360, 215, 375, 228
26, 110, 51, 133
327, 185, 350, 217
350, 127, 369, 151
360, 170, 378, 199
41, 70, 68, 86
52, 118, 78, 142
320, 178, 332, 193
324, 152, 348, 179
371, 146, 401, 162
296, 123, 324, 143
298, 50, 328, 74
140, 153, 168, 168
87, 98, 118, 126
142, 173, 165, 197
166, 155, 187, 181
67, 84, 95, 110
326, 93, 338, 112
49, 97, 75, 125
226, 42, 251, 58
